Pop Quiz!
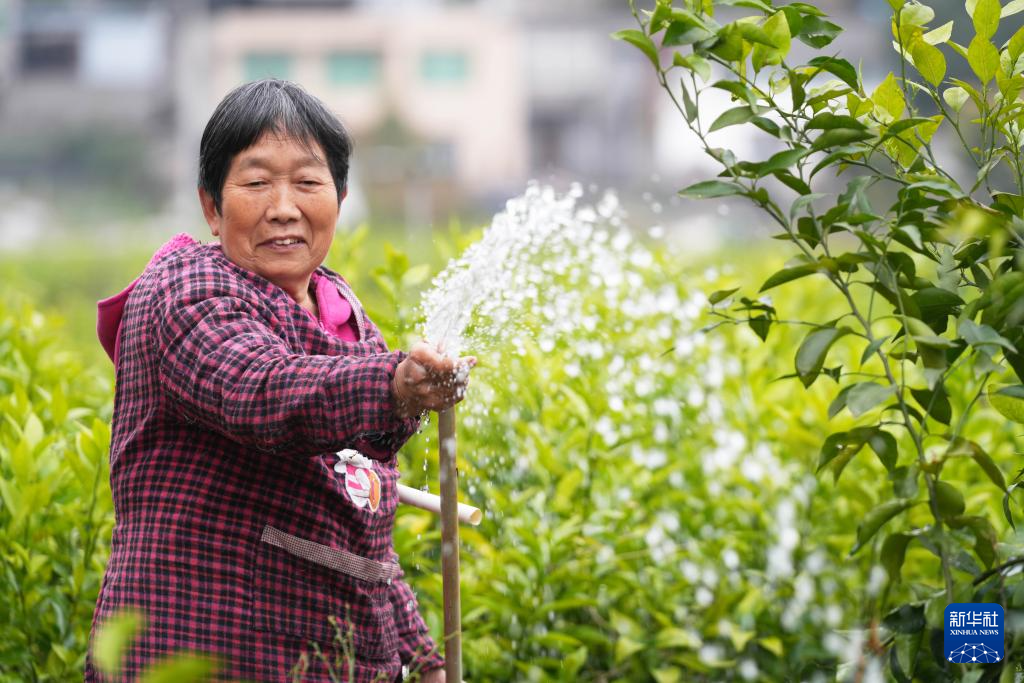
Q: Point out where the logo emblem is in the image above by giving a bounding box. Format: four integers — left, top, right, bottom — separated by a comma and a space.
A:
335, 450, 381, 513
944, 603, 1003, 663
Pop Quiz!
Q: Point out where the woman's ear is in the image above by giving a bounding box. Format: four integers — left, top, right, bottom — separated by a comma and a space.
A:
198, 187, 221, 237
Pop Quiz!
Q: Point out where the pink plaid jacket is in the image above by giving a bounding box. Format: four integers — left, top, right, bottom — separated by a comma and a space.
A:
85, 238, 443, 681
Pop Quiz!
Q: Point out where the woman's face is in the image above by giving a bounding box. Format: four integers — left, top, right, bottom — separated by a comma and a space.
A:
200, 131, 340, 300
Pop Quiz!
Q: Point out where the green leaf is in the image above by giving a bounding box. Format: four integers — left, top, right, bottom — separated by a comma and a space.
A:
678, 180, 746, 199
758, 636, 784, 657
1004, 0, 1024, 16
796, 15, 841, 48
773, 170, 813, 195
750, 116, 782, 136
806, 112, 867, 130
719, 0, 775, 10
615, 636, 646, 662
881, 532, 914, 580
554, 469, 584, 510
871, 72, 905, 120
827, 384, 856, 418
811, 128, 874, 150
906, 316, 954, 347
749, 315, 772, 341
818, 427, 873, 473
867, 428, 899, 471
762, 10, 792, 51
656, 627, 702, 649
971, 0, 1001, 40
947, 515, 998, 568
852, 498, 915, 554
883, 604, 926, 634
910, 287, 963, 325
612, 30, 661, 69
1010, 25, 1024, 62
847, 382, 896, 417
708, 287, 740, 304
923, 20, 954, 44
664, 16, 716, 46
758, 262, 821, 291
959, 318, 1016, 352
891, 464, 920, 498
918, 344, 948, 388
140, 654, 219, 683
736, 22, 776, 47
713, 79, 759, 105
895, 224, 924, 252
751, 11, 791, 72
807, 56, 860, 90
652, 668, 683, 683
967, 35, 1000, 83
22, 412, 43, 452
710, 23, 745, 62
756, 146, 810, 176
1004, 482, 1023, 529
882, 116, 940, 141
674, 53, 712, 83
989, 385, 1024, 424
796, 326, 851, 387
934, 480, 965, 517
678, 78, 698, 123
709, 105, 756, 132
564, 647, 587, 677
400, 263, 430, 288
911, 41, 946, 85
861, 335, 891, 365
910, 385, 952, 424
942, 86, 969, 112
900, 3, 935, 26
94, 611, 144, 675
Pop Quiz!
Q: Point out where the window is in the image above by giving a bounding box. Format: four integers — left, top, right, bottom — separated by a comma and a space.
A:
20, 32, 79, 77
326, 51, 380, 86
243, 53, 291, 82
420, 51, 468, 83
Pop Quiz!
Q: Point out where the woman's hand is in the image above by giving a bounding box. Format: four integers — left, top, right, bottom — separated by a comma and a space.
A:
419, 667, 446, 683
391, 341, 476, 419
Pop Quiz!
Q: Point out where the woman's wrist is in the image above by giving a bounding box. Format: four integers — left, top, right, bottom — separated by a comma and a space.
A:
390, 373, 418, 420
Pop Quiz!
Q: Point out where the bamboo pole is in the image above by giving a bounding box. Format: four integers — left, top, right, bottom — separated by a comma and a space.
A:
438, 406, 462, 681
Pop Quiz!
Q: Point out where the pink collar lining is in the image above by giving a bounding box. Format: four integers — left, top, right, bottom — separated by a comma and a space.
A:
308, 271, 358, 342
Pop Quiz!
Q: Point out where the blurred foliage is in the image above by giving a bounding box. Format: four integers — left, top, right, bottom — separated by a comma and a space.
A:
619, 0, 1024, 678
0, 290, 113, 680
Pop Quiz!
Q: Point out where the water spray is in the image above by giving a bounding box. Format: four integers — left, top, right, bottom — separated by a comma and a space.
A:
414, 183, 637, 678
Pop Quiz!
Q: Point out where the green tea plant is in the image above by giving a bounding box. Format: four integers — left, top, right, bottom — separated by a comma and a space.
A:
619, 0, 1024, 677
0, 291, 114, 681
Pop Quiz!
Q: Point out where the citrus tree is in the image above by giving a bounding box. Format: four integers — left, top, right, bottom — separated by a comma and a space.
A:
618, 0, 1024, 677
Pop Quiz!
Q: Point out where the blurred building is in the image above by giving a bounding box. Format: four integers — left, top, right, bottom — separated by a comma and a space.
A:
0, 0, 904, 244
0, 0, 660, 233
181, 0, 529, 225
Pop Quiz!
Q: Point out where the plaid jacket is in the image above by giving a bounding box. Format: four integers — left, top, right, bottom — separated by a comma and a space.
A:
85, 240, 444, 682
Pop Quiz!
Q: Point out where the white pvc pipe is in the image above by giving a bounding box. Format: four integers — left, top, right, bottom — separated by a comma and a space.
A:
397, 483, 483, 526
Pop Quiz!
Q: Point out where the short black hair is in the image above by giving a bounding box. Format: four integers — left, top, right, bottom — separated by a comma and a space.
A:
198, 79, 352, 213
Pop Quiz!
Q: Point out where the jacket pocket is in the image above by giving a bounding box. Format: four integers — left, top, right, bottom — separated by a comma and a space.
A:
250, 525, 399, 662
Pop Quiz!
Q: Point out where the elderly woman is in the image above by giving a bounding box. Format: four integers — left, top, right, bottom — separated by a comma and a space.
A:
85, 79, 471, 682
